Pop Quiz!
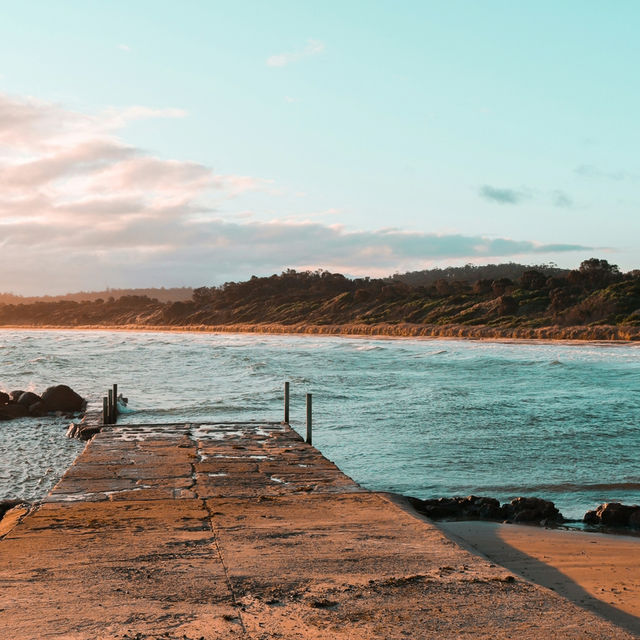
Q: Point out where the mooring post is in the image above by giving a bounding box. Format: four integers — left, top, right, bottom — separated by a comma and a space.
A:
108, 388, 114, 425
112, 383, 118, 422
306, 393, 312, 445
284, 381, 290, 423
102, 396, 109, 425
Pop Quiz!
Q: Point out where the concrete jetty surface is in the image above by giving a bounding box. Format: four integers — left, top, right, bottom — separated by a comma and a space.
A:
0, 422, 634, 639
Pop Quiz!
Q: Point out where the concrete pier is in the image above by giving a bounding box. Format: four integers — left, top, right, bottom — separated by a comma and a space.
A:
0, 422, 633, 639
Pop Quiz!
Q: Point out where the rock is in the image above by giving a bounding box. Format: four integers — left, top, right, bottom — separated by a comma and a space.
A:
0, 404, 29, 420
17, 392, 41, 408
629, 510, 640, 529
501, 497, 562, 523
408, 495, 502, 521
583, 510, 599, 525
28, 401, 47, 417
586, 502, 639, 527
9, 390, 25, 402
41, 385, 84, 412
0, 391, 9, 405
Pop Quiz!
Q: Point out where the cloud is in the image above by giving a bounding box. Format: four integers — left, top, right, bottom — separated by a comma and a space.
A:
117, 44, 131, 53
574, 164, 637, 182
478, 185, 528, 205
552, 190, 573, 208
267, 39, 325, 67
0, 91, 593, 295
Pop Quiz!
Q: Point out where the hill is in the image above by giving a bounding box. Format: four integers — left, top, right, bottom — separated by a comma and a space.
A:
0, 260, 638, 340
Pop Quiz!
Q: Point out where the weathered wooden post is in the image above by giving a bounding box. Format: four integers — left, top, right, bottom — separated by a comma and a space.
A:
103, 397, 109, 425
284, 381, 290, 423
107, 388, 114, 425
306, 393, 312, 445
112, 383, 118, 422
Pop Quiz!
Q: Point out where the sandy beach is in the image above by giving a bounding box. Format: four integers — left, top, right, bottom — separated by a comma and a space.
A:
1, 322, 639, 344
437, 520, 640, 636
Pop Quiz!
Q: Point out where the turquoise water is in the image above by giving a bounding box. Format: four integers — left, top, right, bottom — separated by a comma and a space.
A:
1, 329, 639, 519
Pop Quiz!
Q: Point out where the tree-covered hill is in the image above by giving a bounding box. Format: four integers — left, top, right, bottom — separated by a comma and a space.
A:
0, 260, 638, 339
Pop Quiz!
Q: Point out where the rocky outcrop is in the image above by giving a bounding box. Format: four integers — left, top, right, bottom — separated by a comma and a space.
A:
502, 497, 562, 523
408, 494, 564, 525
41, 385, 84, 412
584, 502, 640, 528
0, 385, 86, 421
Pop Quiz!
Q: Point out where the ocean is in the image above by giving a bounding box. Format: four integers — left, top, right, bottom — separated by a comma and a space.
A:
1, 329, 638, 520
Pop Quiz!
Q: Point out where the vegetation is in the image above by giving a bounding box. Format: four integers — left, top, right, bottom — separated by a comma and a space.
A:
0, 287, 193, 305
0, 260, 639, 339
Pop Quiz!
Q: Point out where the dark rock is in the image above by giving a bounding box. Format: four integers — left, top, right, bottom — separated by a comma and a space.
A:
17, 391, 41, 408
501, 497, 562, 523
0, 391, 9, 405
592, 502, 638, 527
28, 401, 47, 417
583, 510, 599, 525
41, 385, 84, 412
0, 404, 29, 420
408, 495, 502, 521
9, 390, 25, 402
629, 510, 640, 529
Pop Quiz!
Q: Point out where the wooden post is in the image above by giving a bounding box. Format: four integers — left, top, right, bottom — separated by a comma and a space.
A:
112, 383, 118, 422
306, 393, 312, 445
102, 397, 108, 425
108, 389, 114, 425
284, 381, 290, 423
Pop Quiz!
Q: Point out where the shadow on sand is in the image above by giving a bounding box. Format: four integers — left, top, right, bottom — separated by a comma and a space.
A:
436, 519, 640, 637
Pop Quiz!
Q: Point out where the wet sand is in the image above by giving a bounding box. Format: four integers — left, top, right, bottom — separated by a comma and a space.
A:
437, 520, 640, 637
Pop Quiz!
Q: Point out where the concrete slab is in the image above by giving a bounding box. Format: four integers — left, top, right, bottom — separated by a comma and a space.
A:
0, 422, 634, 639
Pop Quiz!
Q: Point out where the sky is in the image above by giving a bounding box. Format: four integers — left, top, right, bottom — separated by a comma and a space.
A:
0, 1, 638, 294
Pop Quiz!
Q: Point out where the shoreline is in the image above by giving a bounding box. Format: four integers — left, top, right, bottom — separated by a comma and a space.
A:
433, 518, 640, 635
2, 422, 635, 638
0, 321, 639, 344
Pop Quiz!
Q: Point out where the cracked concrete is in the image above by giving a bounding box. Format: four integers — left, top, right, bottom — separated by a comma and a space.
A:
0, 422, 634, 639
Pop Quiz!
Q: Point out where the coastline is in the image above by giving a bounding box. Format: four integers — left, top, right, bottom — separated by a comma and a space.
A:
2, 422, 636, 638
434, 519, 640, 635
0, 321, 639, 343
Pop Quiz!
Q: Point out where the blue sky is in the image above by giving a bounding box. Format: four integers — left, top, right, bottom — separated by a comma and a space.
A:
0, 1, 638, 293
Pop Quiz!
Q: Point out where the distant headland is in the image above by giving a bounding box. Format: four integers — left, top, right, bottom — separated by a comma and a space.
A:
1, 259, 639, 341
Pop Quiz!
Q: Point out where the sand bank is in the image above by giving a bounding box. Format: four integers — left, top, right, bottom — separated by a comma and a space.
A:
437, 520, 640, 636
1, 322, 639, 343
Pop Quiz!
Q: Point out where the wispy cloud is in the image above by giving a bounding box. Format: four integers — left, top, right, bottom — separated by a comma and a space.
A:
552, 190, 573, 208
479, 185, 528, 205
267, 39, 325, 67
0, 92, 592, 295
117, 44, 131, 53
574, 164, 637, 182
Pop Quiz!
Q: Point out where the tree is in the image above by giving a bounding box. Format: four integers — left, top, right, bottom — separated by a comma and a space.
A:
568, 258, 621, 289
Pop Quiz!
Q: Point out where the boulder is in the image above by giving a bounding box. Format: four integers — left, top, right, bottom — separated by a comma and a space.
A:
17, 392, 40, 408
40, 385, 84, 412
629, 510, 640, 529
28, 401, 47, 417
0, 391, 9, 405
0, 404, 29, 420
408, 495, 502, 520
584, 502, 640, 527
502, 497, 561, 523
583, 510, 599, 525
9, 390, 25, 402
